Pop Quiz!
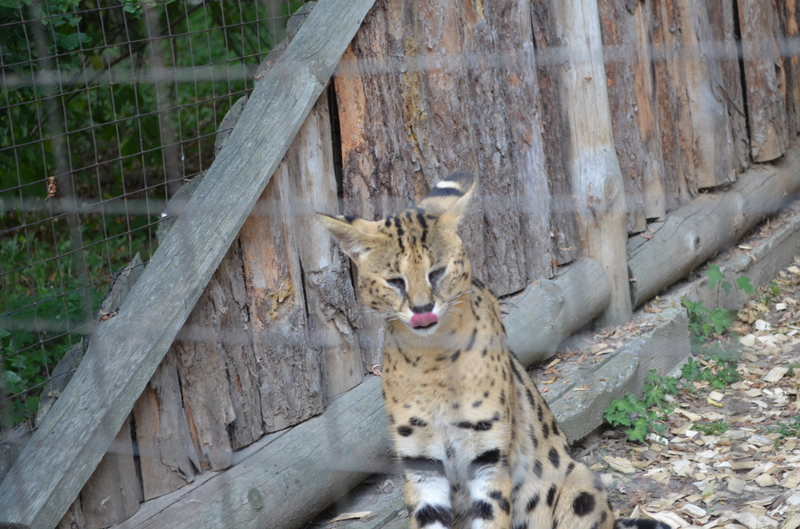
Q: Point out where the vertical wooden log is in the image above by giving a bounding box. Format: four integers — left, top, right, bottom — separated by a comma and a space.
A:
132, 353, 200, 501
240, 163, 326, 434
738, 0, 789, 161
336, 0, 560, 298
286, 92, 364, 397
80, 415, 141, 528
531, 0, 583, 267
173, 271, 238, 471
546, 0, 632, 324
57, 499, 86, 529
705, 0, 751, 175
598, 0, 667, 233
678, 0, 736, 188
779, 0, 800, 136
652, 0, 694, 210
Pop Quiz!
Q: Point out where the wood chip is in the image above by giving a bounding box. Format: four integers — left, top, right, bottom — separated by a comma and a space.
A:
732, 512, 761, 529
728, 477, 746, 494
731, 460, 756, 471
764, 367, 789, 383
782, 467, 800, 489
604, 456, 636, 474
681, 504, 708, 518
330, 511, 372, 522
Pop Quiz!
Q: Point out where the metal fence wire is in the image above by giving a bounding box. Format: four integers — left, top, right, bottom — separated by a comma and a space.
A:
0, 0, 303, 436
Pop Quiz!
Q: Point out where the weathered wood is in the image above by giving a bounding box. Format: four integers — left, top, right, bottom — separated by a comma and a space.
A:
505, 257, 611, 367
738, 0, 789, 162
629, 143, 800, 307
114, 376, 389, 529
676, 0, 736, 188
109, 256, 612, 529
335, 0, 559, 298
80, 415, 141, 529
545, 0, 632, 324
779, 0, 800, 136
132, 353, 200, 501
286, 93, 364, 397
598, 0, 667, 232
651, 0, 695, 211
240, 164, 326, 433
530, 0, 583, 267
0, 0, 377, 524
705, 0, 750, 176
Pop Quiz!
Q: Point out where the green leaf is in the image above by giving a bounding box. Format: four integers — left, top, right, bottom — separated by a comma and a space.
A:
736, 275, 755, 295
720, 281, 732, 296
706, 264, 725, 290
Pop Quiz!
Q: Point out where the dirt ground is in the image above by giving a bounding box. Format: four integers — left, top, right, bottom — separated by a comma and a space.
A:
560, 260, 800, 529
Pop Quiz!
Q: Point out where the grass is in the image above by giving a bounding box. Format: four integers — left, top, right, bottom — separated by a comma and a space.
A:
1, 215, 151, 429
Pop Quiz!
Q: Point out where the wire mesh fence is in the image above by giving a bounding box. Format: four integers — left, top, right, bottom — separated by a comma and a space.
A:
0, 0, 303, 436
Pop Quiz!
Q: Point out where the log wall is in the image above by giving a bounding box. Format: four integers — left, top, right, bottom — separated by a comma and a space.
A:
2, 0, 798, 527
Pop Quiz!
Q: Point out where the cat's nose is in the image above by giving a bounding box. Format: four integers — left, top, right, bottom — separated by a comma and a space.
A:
410, 303, 434, 314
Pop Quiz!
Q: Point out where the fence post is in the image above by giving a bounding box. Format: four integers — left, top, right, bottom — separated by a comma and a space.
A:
547, 0, 632, 325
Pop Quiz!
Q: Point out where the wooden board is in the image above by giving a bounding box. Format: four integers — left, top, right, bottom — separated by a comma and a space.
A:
738, 0, 789, 162
0, 0, 377, 525
598, 0, 667, 232
544, 0, 632, 325
285, 92, 364, 396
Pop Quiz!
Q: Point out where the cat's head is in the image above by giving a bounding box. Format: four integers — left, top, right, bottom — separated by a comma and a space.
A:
317, 171, 476, 334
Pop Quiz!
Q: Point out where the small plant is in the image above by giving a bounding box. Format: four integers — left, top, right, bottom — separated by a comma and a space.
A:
604, 370, 677, 443
768, 415, 800, 447
681, 342, 740, 390
683, 265, 754, 342
758, 281, 781, 305
694, 421, 729, 436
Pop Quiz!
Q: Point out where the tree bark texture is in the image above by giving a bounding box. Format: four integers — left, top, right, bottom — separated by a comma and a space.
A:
598, 0, 667, 233
334, 0, 572, 299
737, 0, 789, 162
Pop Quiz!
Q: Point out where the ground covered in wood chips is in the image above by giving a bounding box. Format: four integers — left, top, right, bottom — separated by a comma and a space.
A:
566, 259, 800, 529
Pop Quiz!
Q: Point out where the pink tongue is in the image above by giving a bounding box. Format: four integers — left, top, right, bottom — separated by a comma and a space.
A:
410, 312, 439, 328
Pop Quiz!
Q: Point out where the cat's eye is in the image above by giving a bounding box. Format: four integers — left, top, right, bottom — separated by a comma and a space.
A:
429, 267, 446, 289
386, 277, 406, 295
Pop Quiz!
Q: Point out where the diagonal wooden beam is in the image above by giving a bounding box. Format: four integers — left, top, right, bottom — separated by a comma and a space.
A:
0, 0, 376, 526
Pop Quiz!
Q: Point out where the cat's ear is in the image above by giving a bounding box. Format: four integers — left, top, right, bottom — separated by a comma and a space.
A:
419, 171, 477, 229
316, 213, 379, 261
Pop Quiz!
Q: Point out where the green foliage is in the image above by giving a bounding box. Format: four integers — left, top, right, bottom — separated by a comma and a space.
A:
1, 0, 307, 428
603, 370, 676, 443
694, 421, 729, 436
605, 344, 740, 443
768, 415, 800, 446
681, 342, 740, 390
683, 265, 754, 342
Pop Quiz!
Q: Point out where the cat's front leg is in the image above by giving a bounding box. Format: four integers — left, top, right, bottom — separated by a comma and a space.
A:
402, 455, 453, 529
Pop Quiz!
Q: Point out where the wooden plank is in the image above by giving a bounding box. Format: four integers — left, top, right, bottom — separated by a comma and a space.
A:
80, 415, 141, 529
705, 0, 750, 176
239, 160, 326, 433
0, 0, 377, 525
779, 0, 800, 136
629, 143, 800, 307
285, 92, 364, 397
651, 0, 695, 211
132, 353, 200, 501
738, 0, 789, 162
530, 0, 583, 267
543, 0, 632, 324
598, 0, 667, 232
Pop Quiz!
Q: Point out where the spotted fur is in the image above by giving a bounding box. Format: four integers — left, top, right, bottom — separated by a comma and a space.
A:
317, 171, 667, 529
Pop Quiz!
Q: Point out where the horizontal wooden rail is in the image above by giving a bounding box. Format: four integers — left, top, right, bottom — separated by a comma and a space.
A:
0, 0, 376, 526
629, 143, 800, 308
